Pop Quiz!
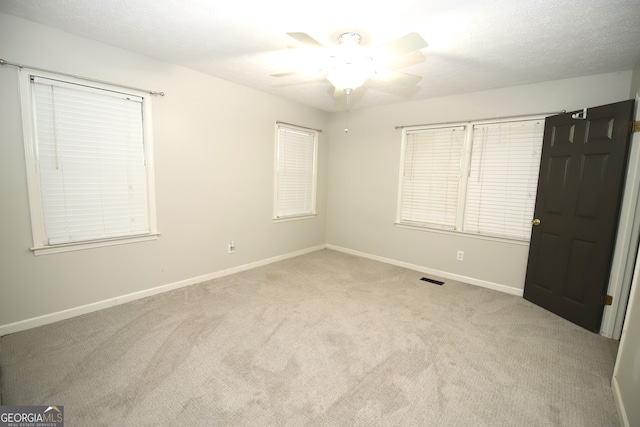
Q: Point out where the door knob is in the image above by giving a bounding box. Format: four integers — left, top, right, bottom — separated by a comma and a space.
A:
531, 218, 541, 226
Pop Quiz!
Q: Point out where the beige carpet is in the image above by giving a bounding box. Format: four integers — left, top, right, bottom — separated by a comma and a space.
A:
0, 249, 620, 426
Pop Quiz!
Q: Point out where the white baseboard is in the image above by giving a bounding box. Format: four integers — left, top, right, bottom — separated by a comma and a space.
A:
326, 244, 524, 297
0, 245, 326, 337
612, 376, 629, 427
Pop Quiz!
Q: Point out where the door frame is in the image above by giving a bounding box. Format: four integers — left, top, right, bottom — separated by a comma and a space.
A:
602, 94, 640, 339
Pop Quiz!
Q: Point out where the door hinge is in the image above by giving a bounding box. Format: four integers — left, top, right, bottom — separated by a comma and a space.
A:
603, 295, 613, 306
631, 121, 640, 133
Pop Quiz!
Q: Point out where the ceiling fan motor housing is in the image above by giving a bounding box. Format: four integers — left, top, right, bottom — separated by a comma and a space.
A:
338, 33, 361, 45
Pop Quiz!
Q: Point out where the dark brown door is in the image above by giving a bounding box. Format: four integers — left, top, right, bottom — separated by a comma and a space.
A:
523, 99, 635, 332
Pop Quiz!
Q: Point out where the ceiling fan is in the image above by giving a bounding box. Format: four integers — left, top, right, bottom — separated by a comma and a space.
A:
271, 31, 428, 98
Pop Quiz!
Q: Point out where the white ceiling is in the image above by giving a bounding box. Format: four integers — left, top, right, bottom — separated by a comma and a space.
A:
1, 0, 639, 112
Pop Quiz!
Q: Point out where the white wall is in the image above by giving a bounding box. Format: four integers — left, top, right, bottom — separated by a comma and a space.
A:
631, 60, 640, 98
0, 13, 329, 331
614, 252, 640, 426
326, 72, 633, 293
612, 60, 640, 427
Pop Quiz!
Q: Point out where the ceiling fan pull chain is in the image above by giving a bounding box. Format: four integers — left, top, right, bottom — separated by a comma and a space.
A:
344, 109, 350, 133
344, 91, 351, 133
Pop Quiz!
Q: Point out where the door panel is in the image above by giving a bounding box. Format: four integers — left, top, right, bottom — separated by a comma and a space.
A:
564, 238, 594, 303
532, 232, 561, 293
524, 99, 635, 332
551, 123, 577, 146
576, 154, 608, 218
545, 156, 571, 214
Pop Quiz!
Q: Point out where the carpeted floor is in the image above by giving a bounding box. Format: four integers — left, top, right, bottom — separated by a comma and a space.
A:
0, 249, 620, 426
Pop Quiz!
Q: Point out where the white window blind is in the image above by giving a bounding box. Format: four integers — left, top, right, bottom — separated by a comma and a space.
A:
274, 125, 317, 219
399, 126, 465, 229
32, 76, 150, 245
464, 119, 544, 240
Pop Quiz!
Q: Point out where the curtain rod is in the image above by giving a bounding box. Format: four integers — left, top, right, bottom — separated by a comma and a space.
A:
394, 111, 566, 130
276, 120, 323, 133
0, 58, 165, 96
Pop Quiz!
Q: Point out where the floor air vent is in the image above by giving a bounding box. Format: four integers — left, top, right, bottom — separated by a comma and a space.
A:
420, 277, 444, 286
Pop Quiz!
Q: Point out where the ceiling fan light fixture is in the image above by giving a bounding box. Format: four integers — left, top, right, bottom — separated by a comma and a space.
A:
326, 33, 374, 92
327, 59, 373, 92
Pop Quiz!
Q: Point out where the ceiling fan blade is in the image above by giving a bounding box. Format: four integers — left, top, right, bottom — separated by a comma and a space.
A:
376, 32, 428, 58
373, 69, 422, 86
271, 71, 303, 78
286, 32, 325, 48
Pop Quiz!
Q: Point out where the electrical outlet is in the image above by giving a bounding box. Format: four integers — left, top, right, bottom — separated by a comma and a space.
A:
228, 241, 235, 253
456, 250, 464, 261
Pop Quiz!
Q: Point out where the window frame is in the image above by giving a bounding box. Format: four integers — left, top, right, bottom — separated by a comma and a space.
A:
396, 115, 545, 243
273, 123, 319, 221
19, 68, 159, 255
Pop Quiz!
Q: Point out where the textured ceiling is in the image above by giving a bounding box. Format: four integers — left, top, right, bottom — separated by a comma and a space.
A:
1, 0, 639, 112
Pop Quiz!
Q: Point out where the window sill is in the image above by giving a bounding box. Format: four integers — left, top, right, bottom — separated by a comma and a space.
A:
273, 214, 317, 223
394, 222, 530, 246
30, 233, 160, 256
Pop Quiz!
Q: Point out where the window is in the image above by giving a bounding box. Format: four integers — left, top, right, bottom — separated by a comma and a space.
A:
273, 124, 318, 220
19, 69, 158, 255
397, 117, 544, 241
399, 126, 465, 230
464, 120, 544, 239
